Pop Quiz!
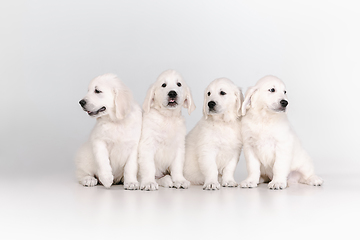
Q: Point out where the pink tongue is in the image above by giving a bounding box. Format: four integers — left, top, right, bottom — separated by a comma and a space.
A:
170, 100, 175, 102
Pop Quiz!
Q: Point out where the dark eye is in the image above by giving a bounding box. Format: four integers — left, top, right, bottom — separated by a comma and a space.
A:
162, 83, 167, 88
220, 91, 226, 95
269, 88, 275, 93
284, 90, 287, 94
95, 89, 102, 94
177, 82, 182, 87
207, 92, 211, 96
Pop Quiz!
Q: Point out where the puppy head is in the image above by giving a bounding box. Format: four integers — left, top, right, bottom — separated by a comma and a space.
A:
203, 78, 243, 122
143, 69, 195, 115
242, 75, 288, 116
79, 73, 133, 121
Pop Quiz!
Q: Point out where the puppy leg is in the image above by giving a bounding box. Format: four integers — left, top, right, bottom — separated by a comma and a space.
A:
170, 147, 190, 189
240, 146, 261, 188
221, 156, 239, 187
93, 141, 114, 188
76, 145, 98, 187
138, 148, 158, 191
198, 152, 220, 190
268, 148, 291, 190
297, 157, 323, 186
123, 145, 140, 190
156, 175, 174, 188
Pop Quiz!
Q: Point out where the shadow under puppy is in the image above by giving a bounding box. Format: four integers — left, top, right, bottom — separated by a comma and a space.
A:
138, 69, 195, 191
240, 75, 324, 190
76, 74, 142, 189
184, 78, 244, 190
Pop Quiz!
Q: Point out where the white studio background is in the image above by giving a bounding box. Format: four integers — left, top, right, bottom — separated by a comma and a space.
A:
1, 0, 359, 179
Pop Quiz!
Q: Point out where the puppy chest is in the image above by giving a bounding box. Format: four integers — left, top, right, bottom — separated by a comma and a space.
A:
252, 138, 276, 167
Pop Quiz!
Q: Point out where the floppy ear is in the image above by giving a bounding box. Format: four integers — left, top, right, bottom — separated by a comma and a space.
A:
241, 86, 257, 116
202, 90, 209, 119
183, 86, 196, 115
235, 87, 244, 117
142, 84, 156, 113
114, 87, 133, 120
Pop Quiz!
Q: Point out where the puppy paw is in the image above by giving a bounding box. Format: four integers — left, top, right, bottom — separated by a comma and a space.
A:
173, 179, 190, 189
203, 182, 221, 190
239, 179, 258, 188
305, 175, 324, 186
98, 173, 114, 188
80, 176, 98, 187
156, 175, 174, 188
222, 180, 238, 187
268, 180, 287, 190
124, 181, 140, 190
140, 182, 159, 191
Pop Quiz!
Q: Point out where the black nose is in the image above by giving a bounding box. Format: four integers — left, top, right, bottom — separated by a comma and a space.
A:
79, 99, 86, 107
208, 101, 216, 109
280, 100, 288, 108
168, 91, 177, 98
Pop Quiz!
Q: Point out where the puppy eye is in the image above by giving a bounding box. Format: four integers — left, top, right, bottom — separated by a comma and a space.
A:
207, 92, 211, 96
177, 82, 182, 87
284, 90, 287, 94
94, 89, 102, 94
269, 88, 275, 93
162, 83, 167, 88
220, 91, 226, 95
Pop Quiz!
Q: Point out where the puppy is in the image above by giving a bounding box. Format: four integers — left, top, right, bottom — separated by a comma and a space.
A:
75, 73, 142, 190
240, 75, 324, 190
138, 70, 195, 191
184, 78, 243, 190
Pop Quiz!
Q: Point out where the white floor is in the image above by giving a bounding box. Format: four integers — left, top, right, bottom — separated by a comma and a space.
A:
1, 172, 358, 240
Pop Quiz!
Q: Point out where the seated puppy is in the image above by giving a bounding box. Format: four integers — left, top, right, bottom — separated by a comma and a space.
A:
184, 78, 243, 190
76, 74, 142, 189
240, 75, 324, 190
138, 70, 195, 191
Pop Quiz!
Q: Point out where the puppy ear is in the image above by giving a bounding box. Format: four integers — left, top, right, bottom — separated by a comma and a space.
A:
202, 90, 209, 119
114, 87, 133, 120
142, 84, 155, 113
241, 86, 257, 116
183, 86, 196, 115
235, 88, 244, 117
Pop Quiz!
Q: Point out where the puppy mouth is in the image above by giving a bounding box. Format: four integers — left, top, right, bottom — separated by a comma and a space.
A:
167, 99, 178, 107
273, 107, 286, 113
85, 106, 106, 116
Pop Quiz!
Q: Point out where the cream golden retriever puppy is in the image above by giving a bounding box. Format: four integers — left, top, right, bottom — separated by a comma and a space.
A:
240, 75, 324, 190
138, 70, 195, 191
76, 73, 142, 190
184, 78, 243, 190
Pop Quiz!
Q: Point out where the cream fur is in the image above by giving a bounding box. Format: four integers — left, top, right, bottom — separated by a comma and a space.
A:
75, 74, 142, 189
240, 75, 324, 190
184, 78, 243, 190
138, 70, 195, 191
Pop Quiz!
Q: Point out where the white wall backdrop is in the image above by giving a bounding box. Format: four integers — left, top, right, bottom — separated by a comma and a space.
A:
1, 0, 359, 178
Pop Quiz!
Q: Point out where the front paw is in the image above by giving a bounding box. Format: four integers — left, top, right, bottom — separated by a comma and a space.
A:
239, 179, 258, 188
173, 179, 190, 189
80, 176, 98, 187
124, 181, 140, 190
221, 180, 238, 187
268, 180, 287, 190
98, 173, 114, 188
140, 181, 159, 191
203, 182, 221, 190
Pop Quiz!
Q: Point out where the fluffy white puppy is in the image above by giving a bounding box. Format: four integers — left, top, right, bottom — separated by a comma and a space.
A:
240, 75, 324, 190
76, 73, 142, 190
184, 78, 243, 190
138, 70, 195, 191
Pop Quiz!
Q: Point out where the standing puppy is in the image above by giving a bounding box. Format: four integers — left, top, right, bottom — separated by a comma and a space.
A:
184, 78, 243, 190
76, 74, 142, 189
138, 70, 195, 191
240, 75, 324, 190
